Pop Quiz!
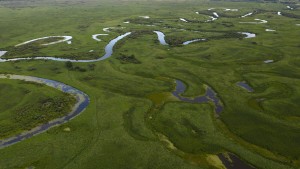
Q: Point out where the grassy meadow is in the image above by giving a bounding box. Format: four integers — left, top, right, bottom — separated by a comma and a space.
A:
0, 0, 299, 169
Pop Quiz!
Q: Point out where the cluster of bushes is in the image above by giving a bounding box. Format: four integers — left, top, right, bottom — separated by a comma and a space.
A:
196, 10, 216, 17
3, 44, 41, 58
220, 22, 234, 27
128, 30, 154, 39
50, 67, 62, 74
282, 12, 300, 19
65, 61, 86, 72
87, 64, 96, 70
162, 31, 243, 46
208, 32, 245, 40
39, 37, 62, 44
116, 54, 141, 64
114, 38, 126, 49
0, 124, 16, 138
27, 67, 37, 71
77, 24, 90, 32
58, 51, 100, 60
0, 94, 76, 138
81, 74, 96, 81
165, 36, 185, 46
73, 66, 87, 72
127, 18, 158, 25
165, 34, 207, 46
65, 61, 96, 72
12, 94, 76, 130
281, 1, 298, 4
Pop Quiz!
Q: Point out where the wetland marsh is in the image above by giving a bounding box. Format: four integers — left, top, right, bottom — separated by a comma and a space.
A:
0, 0, 299, 169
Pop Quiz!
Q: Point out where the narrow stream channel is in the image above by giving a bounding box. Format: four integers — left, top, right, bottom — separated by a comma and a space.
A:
172, 79, 223, 115
218, 153, 256, 169
237, 81, 254, 92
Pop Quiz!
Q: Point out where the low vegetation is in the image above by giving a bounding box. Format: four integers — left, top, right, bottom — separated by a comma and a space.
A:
0, 0, 299, 169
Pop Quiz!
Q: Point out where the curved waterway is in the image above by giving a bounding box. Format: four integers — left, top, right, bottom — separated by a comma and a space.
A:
239, 32, 256, 38
15, 36, 73, 47
179, 18, 189, 23
241, 12, 253, 18
240, 19, 268, 24
2, 30, 255, 63
0, 32, 131, 63
0, 74, 90, 149
218, 153, 256, 169
92, 34, 108, 41
183, 39, 206, 45
237, 81, 254, 92
154, 31, 169, 45
155, 31, 254, 46
172, 79, 223, 115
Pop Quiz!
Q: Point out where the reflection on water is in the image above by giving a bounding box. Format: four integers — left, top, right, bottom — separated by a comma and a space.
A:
154, 31, 169, 45
218, 153, 256, 169
238, 32, 256, 38
172, 79, 223, 115
237, 81, 254, 92
183, 39, 206, 45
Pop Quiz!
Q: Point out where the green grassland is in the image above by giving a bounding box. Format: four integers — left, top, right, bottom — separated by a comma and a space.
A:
0, 0, 299, 169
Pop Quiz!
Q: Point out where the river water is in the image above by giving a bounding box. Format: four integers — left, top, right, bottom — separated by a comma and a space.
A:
172, 79, 223, 115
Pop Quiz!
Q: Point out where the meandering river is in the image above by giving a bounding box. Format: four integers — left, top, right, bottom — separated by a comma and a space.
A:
0, 29, 256, 63
0, 74, 90, 149
0, 32, 132, 63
